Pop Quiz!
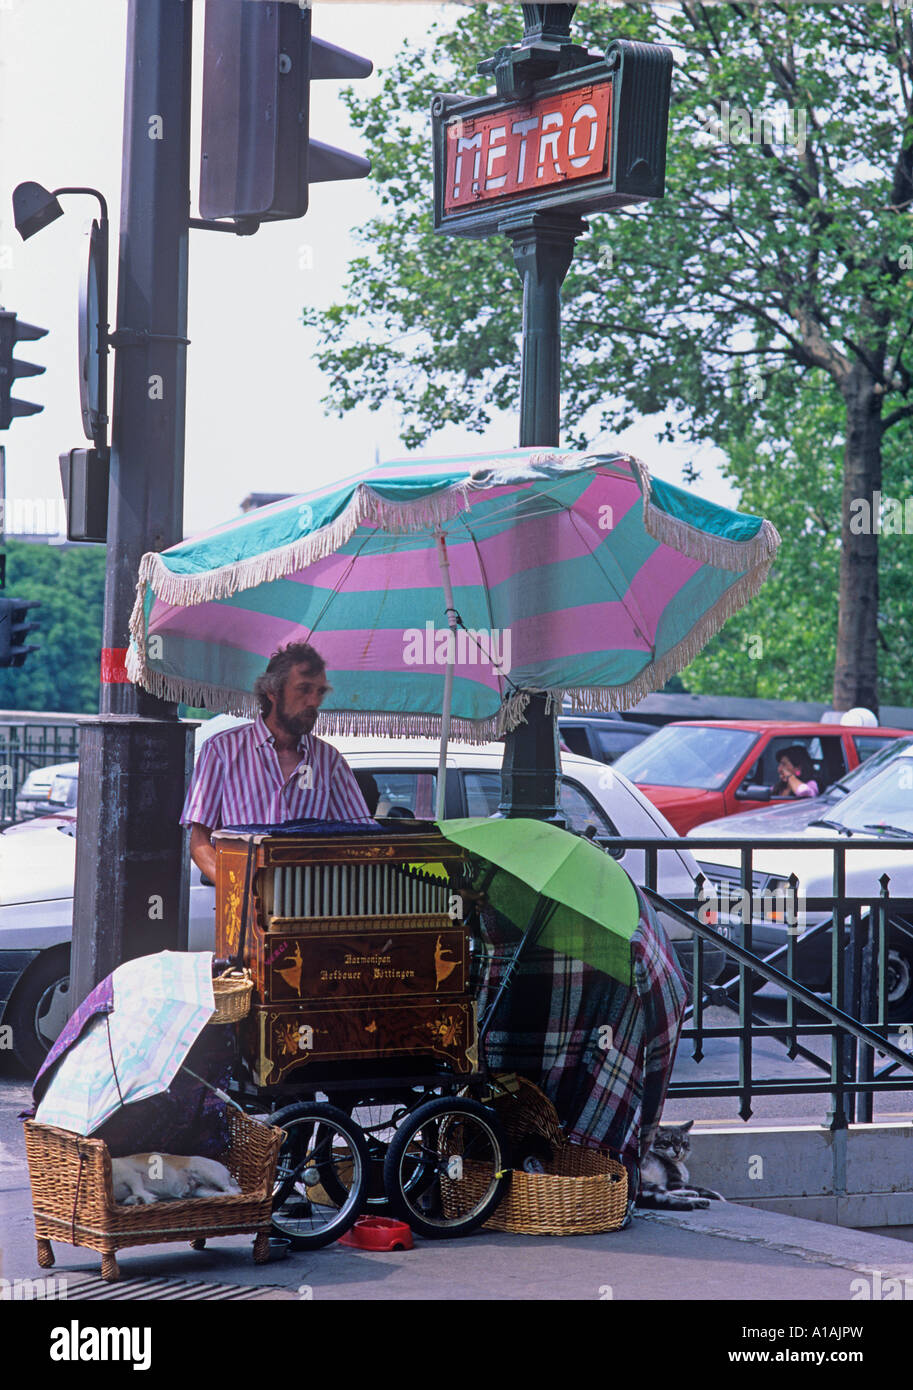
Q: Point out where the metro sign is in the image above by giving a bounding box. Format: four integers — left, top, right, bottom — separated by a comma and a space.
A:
432, 40, 673, 238
445, 84, 612, 212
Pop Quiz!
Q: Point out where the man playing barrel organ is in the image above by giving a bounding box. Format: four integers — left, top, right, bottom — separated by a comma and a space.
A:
182, 642, 373, 882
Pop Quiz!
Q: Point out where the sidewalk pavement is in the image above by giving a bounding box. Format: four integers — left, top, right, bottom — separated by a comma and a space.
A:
5, 1163, 913, 1300
5, 1071, 913, 1301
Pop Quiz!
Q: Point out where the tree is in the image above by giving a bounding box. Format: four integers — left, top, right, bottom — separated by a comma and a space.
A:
685, 372, 913, 705
0, 542, 106, 712
304, 2, 913, 713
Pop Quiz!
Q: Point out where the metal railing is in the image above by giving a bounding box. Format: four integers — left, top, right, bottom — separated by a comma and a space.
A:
601, 834, 913, 1128
0, 720, 81, 827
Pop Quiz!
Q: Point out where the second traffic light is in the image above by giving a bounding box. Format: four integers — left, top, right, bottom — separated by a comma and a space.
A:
199, 0, 372, 222
0, 310, 48, 430
0, 595, 41, 667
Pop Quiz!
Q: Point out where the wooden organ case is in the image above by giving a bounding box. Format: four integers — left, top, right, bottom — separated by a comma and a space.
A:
213, 827, 477, 1088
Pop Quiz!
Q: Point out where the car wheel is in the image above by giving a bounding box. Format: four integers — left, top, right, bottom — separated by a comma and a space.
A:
5, 947, 71, 1076
887, 931, 913, 1024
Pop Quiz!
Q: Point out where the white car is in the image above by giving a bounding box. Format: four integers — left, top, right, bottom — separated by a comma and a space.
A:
0, 734, 705, 1072
693, 748, 913, 1019
13, 760, 79, 822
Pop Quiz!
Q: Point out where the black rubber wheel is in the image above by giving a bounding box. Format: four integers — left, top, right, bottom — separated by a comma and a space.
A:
887, 928, 913, 1024
5, 947, 71, 1075
267, 1101, 369, 1250
324, 1092, 424, 1212
383, 1096, 510, 1240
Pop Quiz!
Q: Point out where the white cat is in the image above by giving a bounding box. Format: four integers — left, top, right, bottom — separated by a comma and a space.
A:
112, 1153, 242, 1205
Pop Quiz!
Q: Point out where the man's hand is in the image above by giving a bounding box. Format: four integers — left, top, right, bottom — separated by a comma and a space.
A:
189, 824, 218, 884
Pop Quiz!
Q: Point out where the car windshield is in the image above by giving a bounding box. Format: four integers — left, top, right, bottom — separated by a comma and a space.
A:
827, 734, 913, 799
613, 725, 758, 790
827, 760, 913, 836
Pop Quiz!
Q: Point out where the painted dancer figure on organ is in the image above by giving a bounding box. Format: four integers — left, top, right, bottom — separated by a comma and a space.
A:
181, 642, 373, 883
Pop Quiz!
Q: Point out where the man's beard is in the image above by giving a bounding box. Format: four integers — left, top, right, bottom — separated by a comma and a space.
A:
275, 691, 317, 739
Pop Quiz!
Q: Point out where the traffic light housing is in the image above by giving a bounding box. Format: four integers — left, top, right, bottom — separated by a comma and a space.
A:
59, 447, 109, 543
0, 595, 41, 667
199, 0, 372, 223
0, 311, 48, 429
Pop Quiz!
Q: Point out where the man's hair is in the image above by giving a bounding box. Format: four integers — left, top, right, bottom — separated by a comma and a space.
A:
254, 642, 326, 717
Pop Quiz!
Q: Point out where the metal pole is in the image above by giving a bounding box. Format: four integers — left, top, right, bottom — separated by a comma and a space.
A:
496, 209, 586, 822
70, 0, 196, 1009
435, 530, 458, 822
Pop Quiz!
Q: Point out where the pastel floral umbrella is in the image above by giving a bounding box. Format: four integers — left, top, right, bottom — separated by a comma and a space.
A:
33, 952, 216, 1136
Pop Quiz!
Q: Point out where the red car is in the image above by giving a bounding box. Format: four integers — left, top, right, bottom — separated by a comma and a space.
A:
612, 720, 911, 834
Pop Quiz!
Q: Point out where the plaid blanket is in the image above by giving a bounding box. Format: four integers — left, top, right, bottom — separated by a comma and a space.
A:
474, 886, 687, 1177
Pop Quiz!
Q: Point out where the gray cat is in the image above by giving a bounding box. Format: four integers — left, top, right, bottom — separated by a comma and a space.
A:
636, 1121, 725, 1210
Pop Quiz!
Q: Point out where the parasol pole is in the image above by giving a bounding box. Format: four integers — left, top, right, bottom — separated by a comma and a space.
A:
435, 529, 459, 820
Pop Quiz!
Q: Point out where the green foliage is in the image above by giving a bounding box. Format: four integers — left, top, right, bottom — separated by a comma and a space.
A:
307, 2, 913, 448
0, 542, 106, 712
682, 376, 843, 701
682, 383, 913, 704
304, 1, 913, 707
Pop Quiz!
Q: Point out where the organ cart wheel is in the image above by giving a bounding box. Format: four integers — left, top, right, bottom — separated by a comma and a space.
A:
383, 1096, 511, 1240
325, 1089, 452, 1212
324, 1092, 421, 1212
268, 1101, 369, 1250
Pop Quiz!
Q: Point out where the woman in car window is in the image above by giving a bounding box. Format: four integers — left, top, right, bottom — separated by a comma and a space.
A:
772, 745, 819, 799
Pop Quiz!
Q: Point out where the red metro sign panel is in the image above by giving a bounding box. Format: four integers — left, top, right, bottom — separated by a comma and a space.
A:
432, 43, 673, 237
444, 84, 613, 212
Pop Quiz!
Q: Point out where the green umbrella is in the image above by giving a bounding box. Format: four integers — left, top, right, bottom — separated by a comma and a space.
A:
436, 817, 641, 990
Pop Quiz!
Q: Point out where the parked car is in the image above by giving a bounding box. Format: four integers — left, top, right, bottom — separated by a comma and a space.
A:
613, 719, 910, 834
14, 761, 79, 822
0, 735, 713, 1073
558, 710, 658, 764
689, 734, 913, 841
693, 747, 913, 1020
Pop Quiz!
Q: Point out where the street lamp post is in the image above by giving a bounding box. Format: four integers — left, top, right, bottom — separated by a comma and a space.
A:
495, 5, 586, 824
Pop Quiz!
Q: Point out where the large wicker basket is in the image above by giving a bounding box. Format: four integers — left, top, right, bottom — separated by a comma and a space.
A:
444, 1076, 628, 1236
209, 968, 254, 1025
24, 1107, 284, 1282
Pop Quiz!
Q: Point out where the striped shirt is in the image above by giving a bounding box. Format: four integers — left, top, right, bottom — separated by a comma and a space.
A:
180, 715, 373, 829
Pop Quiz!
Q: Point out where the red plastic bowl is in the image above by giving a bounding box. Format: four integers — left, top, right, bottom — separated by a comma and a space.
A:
338, 1217, 414, 1252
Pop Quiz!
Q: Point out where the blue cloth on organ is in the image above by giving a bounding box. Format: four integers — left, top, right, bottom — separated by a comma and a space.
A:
223, 817, 381, 835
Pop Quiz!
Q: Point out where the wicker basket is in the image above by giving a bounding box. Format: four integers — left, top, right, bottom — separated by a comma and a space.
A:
210, 968, 254, 1024
24, 1108, 284, 1282
488, 1074, 565, 1148
443, 1076, 628, 1236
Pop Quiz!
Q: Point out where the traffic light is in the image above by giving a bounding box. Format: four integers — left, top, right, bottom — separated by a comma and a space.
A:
0, 310, 48, 429
199, 0, 372, 223
0, 595, 41, 667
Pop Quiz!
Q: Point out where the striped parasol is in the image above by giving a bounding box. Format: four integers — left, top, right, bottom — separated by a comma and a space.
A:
128, 448, 779, 744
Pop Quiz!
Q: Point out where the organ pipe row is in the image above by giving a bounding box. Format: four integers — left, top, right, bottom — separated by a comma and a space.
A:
265, 862, 451, 922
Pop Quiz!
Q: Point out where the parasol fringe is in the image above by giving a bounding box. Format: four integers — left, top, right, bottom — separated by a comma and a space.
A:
124, 641, 529, 743
546, 549, 776, 717
131, 479, 477, 613
628, 453, 781, 572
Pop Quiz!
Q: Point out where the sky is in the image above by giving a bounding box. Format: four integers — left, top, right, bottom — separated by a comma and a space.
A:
0, 0, 736, 540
